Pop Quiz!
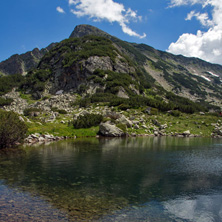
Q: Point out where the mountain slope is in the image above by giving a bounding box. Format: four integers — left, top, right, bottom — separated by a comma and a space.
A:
0, 24, 221, 110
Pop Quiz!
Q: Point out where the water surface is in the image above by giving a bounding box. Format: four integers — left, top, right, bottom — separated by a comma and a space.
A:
0, 137, 222, 221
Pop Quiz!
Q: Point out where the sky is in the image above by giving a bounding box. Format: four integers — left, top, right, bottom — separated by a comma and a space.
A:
0, 0, 222, 65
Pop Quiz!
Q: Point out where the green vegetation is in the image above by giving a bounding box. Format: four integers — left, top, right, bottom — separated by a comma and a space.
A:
27, 121, 99, 138
0, 110, 27, 149
0, 74, 24, 95
75, 91, 206, 114
73, 113, 103, 129
51, 107, 68, 114
0, 97, 13, 106
43, 36, 118, 68
20, 69, 51, 95
23, 107, 42, 117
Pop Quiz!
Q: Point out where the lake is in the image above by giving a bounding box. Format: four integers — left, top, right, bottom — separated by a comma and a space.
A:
0, 137, 222, 221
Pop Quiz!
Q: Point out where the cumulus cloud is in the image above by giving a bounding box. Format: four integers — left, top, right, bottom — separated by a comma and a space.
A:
68, 0, 146, 38
56, 6, 65, 14
168, 0, 222, 65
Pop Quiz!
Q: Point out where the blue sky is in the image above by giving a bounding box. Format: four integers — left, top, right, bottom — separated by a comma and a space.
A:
0, 0, 221, 64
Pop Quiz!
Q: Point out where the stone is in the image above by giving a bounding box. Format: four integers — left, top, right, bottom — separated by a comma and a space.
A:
160, 124, 168, 130
183, 130, 191, 137
141, 124, 148, 129
19, 116, 25, 122
134, 124, 139, 129
152, 119, 161, 127
154, 131, 159, 136
117, 87, 129, 99
99, 122, 125, 137
117, 115, 133, 128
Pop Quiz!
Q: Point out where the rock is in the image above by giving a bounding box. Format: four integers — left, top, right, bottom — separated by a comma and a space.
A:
134, 124, 139, 129
99, 122, 125, 137
144, 107, 151, 114
160, 124, 168, 130
141, 124, 148, 129
183, 130, 191, 137
154, 131, 159, 136
60, 120, 66, 124
133, 120, 140, 125
152, 119, 161, 127
213, 127, 222, 136
117, 87, 129, 99
117, 115, 133, 128
19, 116, 25, 122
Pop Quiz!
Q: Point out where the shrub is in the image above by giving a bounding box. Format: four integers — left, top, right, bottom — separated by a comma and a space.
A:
51, 107, 67, 114
169, 110, 181, 117
116, 123, 127, 132
0, 97, 13, 106
0, 74, 24, 95
73, 113, 103, 129
0, 110, 27, 149
23, 107, 41, 117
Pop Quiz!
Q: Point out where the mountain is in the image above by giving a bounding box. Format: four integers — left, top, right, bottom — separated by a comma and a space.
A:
0, 43, 56, 76
0, 24, 222, 110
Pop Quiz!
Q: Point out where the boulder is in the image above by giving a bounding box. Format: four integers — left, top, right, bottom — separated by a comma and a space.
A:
183, 130, 191, 137
134, 124, 139, 129
99, 122, 125, 137
117, 115, 133, 128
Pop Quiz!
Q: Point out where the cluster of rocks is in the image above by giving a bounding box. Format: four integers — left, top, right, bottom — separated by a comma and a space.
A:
2, 89, 28, 114
212, 120, 222, 138
1, 89, 77, 114
25, 133, 69, 144
29, 93, 77, 113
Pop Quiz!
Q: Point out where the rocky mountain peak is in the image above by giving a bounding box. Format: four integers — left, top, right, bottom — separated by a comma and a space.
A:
69, 24, 112, 39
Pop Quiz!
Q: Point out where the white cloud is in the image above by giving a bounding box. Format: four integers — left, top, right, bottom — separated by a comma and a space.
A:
69, 0, 146, 38
185, 11, 213, 27
56, 6, 65, 14
168, 0, 222, 65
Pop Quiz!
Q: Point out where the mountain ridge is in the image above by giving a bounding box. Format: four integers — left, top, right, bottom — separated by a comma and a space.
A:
0, 24, 221, 109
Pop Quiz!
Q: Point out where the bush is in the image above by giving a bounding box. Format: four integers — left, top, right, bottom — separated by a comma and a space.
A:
0, 97, 13, 106
51, 107, 67, 114
0, 74, 24, 95
169, 110, 181, 117
23, 107, 41, 117
0, 110, 27, 149
73, 113, 103, 129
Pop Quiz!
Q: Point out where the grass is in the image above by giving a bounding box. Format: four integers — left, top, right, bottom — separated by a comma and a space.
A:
23, 104, 221, 138
27, 121, 99, 138
19, 92, 36, 104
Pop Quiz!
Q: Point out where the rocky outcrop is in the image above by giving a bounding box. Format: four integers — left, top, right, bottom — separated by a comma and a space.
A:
2, 89, 29, 114
99, 122, 126, 137
1, 89, 77, 114
0, 44, 56, 75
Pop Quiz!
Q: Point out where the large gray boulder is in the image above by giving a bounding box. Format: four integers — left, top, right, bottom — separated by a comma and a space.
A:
99, 122, 125, 137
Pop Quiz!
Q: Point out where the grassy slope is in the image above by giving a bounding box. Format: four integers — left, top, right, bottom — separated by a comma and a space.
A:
25, 107, 220, 138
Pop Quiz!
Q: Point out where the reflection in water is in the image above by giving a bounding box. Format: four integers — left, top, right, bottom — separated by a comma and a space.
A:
0, 137, 222, 221
164, 194, 222, 222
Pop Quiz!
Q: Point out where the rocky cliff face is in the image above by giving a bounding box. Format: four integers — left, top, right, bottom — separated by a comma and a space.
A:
0, 43, 56, 75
